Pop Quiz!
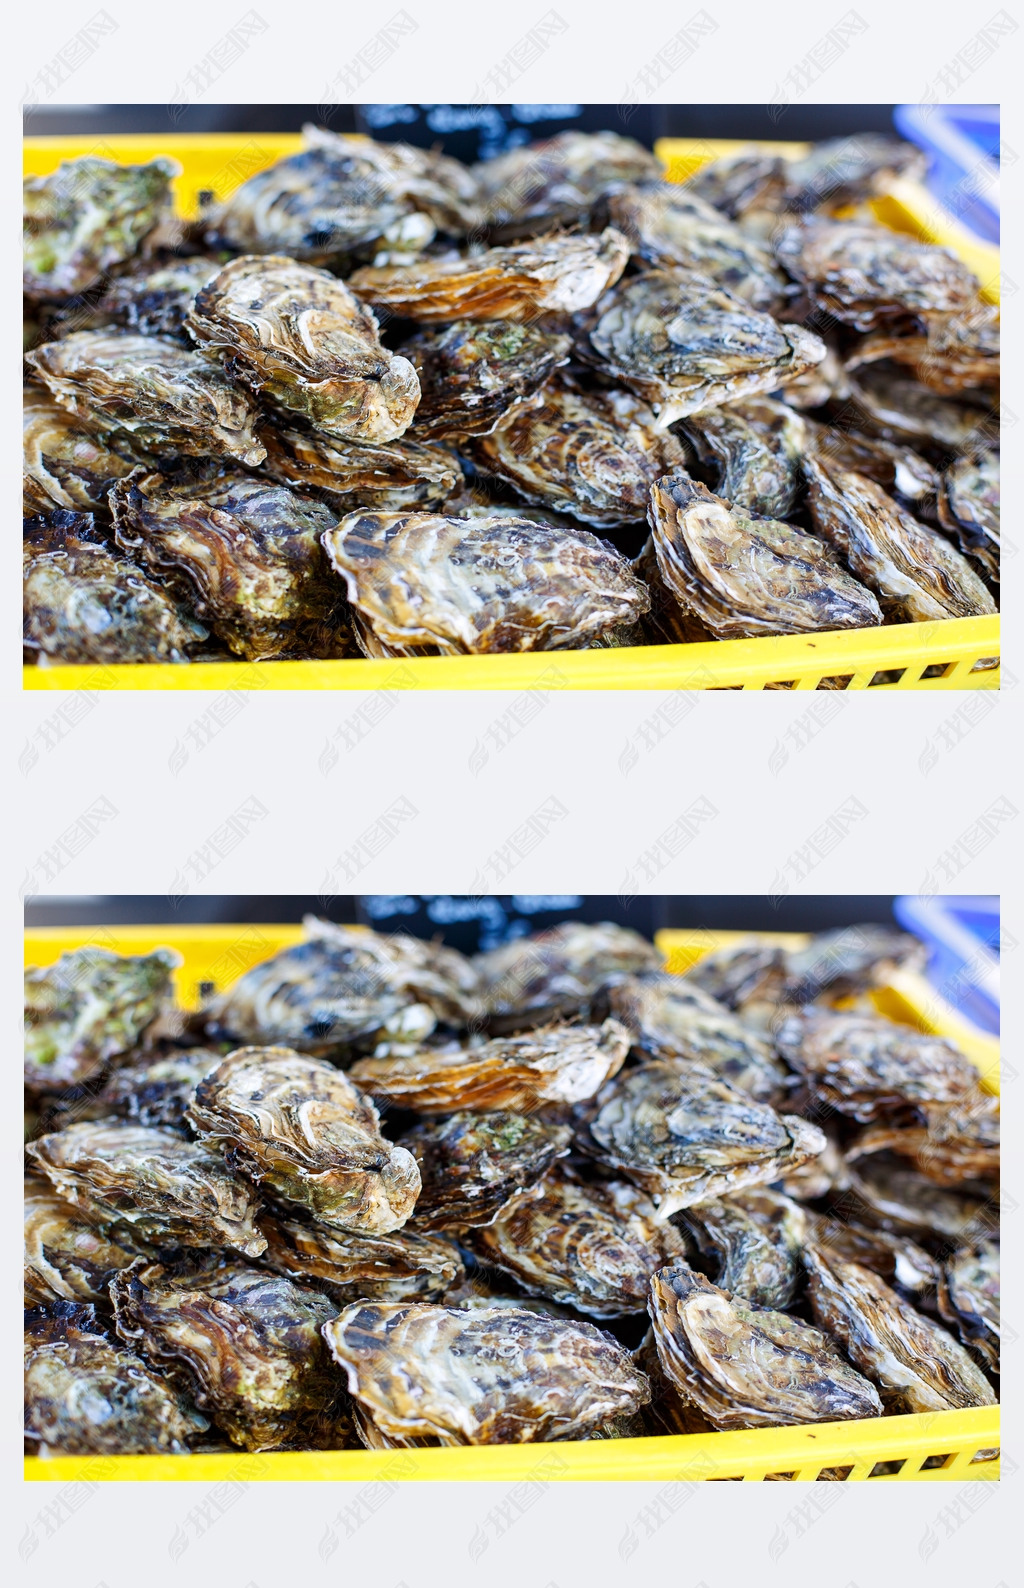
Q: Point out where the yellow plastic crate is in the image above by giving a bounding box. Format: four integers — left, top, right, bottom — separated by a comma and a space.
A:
24, 922, 1000, 1481
23, 133, 1000, 692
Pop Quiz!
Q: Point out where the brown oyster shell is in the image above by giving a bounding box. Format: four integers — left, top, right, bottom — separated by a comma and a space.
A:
24, 1177, 142, 1308
112, 1262, 356, 1451
348, 228, 630, 323
775, 218, 979, 331
938, 449, 999, 582
322, 510, 649, 657
24, 947, 180, 1093
648, 1265, 882, 1430
647, 475, 882, 639
26, 1121, 266, 1257
805, 1213, 939, 1298
187, 1046, 421, 1235
684, 151, 787, 220
845, 302, 999, 396
474, 131, 662, 235
680, 1189, 807, 1309
473, 379, 689, 528
681, 396, 806, 519
803, 1247, 996, 1412
110, 469, 351, 662
348, 1019, 631, 1114
608, 184, 789, 310
259, 420, 461, 513
399, 1110, 573, 1231
781, 134, 926, 213
474, 921, 663, 1028
323, 1301, 650, 1445
260, 1211, 463, 1303
806, 418, 939, 503
186, 254, 420, 443
26, 331, 266, 465
680, 938, 786, 1010
84, 1047, 226, 1132
937, 1242, 1000, 1374
780, 924, 927, 1002
95, 256, 224, 340
841, 1150, 996, 1244
845, 365, 996, 451
846, 1094, 999, 1187
23, 382, 139, 517
399, 318, 571, 440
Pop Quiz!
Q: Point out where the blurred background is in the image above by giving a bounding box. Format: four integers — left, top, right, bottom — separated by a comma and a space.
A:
23, 103, 1000, 243
24, 894, 1000, 1030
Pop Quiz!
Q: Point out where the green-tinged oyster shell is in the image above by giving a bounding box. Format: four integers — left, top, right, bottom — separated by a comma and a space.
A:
24, 947, 180, 1092
24, 156, 178, 300
24, 1177, 143, 1308
399, 1110, 573, 1231
23, 382, 139, 517
399, 318, 571, 440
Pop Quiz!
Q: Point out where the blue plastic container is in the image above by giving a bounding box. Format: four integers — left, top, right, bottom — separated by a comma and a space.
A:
894, 104, 1000, 244
894, 895, 1000, 1034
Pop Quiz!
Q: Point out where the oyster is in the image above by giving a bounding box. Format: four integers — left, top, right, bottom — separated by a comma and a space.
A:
585, 268, 825, 428
938, 1243, 999, 1374
322, 511, 649, 656
842, 1150, 994, 1244
259, 420, 462, 513
25, 1302, 207, 1455
607, 974, 793, 1103
777, 342, 847, 409
23, 382, 139, 517
469, 1170, 687, 1318
349, 1019, 630, 1114
780, 923, 927, 1002
323, 1302, 649, 1444
775, 218, 979, 331
679, 1190, 807, 1308
186, 255, 420, 443
85, 1048, 226, 1132
684, 152, 787, 220
24, 156, 178, 300
680, 396, 806, 518
938, 450, 999, 582
399, 319, 571, 440
474, 921, 663, 1027
348, 228, 630, 323
473, 379, 689, 527
803, 457, 996, 620
96, 255, 223, 339
582, 1060, 826, 1218
24, 519, 207, 665
112, 1262, 355, 1451
110, 470, 351, 662
845, 365, 995, 451
206, 918, 477, 1051
807, 420, 939, 503
260, 1211, 462, 1303
608, 185, 789, 310
26, 1121, 266, 1256
26, 331, 266, 464
399, 1110, 573, 1231
847, 1094, 1000, 1186
648, 1265, 882, 1429
681, 938, 785, 1010
474, 131, 661, 234
781, 134, 927, 213
803, 1247, 996, 1412
187, 1046, 421, 1235
845, 303, 1000, 396
774, 1008, 981, 1122
647, 475, 882, 640
24, 1177, 141, 1308
25, 947, 180, 1093
806, 1213, 939, 1298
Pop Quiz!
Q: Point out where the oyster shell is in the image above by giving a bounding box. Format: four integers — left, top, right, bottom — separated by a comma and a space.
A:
774, 1008, 981, 1122
938, 1243, 999, 1374
847, 1094, 999, 1187
260, 1211, 462, 1303
781, 134, 927, 213
680, 395, 807, 518
647, 475, 882, 639
399, 318, 571, 440
842, 1150, 994, 1244
582, 1060, 826, 1218
23, 382, 139, 517
323, 1302, 650, 1444
680, 1190, 807, 1308
469, 1170, 687, 1318
474, 921, 663, 1027
474, 131, 662, 234
684, 152, 787, 220
26, 331, 266, 464
584, 267, 825, 427
648, 1265, 882, 1429
938, 450, 999, 582
805, 1213, 939, 1298
85, 1047, 226, 1132
845, 365, 995, 451
23, 518, 207, 665
25, 947, 180, 1093
95, 255, 224, 339
780, 923, 927, 1002
348, 1019, 630, 1113
681, 939, 786, 1010
845, 303, 1000, 396
26, 1121, 267, 1257
775, 218, 979, 331
803, 456, 996, 620
259, 420, 461, 513
473, 379, 689, 527
399, 1110, 573, 1230
322, 510, 649, 656
803, 1247, 996, 1412
25, 1301, 207, 1455
608, 185, 789, 310
24, 1177, 141, 1308
348, 228, 630, 323
607, 974, 793, 1103
186, 255, 420, 442
112, 1262, 355, 1451
110, 469, 351, 662
807, 420, 939, 503
24, 156, 178, 300
187, 1046, 421, 1235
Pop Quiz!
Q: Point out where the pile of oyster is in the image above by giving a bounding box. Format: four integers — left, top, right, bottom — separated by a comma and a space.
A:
25, 917, 999, 1457
24, 127, 998, 666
